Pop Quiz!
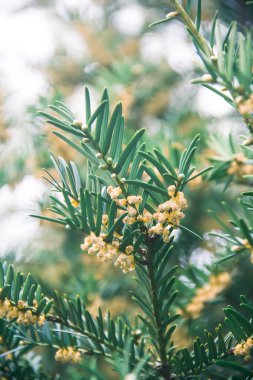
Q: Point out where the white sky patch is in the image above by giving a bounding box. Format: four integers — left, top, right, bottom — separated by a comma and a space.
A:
55, 0, 103, 23
66, 85, 99, 121
208, 117, 244, 135
0, 9, 55, 65
0, 7, 53, 114
0, 6, 87, 115
112, 3, 146, 36
1, 60, 48, 115
58, 26, 88, 60
143, 116, 163, 136
0, 176, 47, 258
0, 0, 31, 14
141, 23, 194, 73
195, 86, 233, 117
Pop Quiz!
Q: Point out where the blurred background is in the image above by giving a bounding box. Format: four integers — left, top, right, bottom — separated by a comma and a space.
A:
0, 0, 253, 377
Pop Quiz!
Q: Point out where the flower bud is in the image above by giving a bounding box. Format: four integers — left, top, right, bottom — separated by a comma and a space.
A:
242, 138, 253, 146
99, 164, 108, 170
132, 329, 142, 338
231, 245, 243, 252
178, 173, 185, 182
235, 96, 244, 105
165, 11, 179, 20
124, 375, 137, 380
72, 119, 83, 128
210, 55, 218, 63
81, 124, 89, 131
96, 153, 103, 159
201, 74, 214, 83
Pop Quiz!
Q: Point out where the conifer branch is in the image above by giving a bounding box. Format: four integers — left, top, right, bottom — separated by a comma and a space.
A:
169, 0, 212, 57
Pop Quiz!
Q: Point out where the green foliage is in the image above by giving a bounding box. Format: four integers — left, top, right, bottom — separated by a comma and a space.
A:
3, 0, 253, 378
0, 331, 54, 379
207, 134, 253, 186
2, 261, 253, 378
35, 89, 209, 243
173, 296, 253, 378
0, 81, 250, 377
30, 89, 208, 378
0, 262, 53, 315
153, 0, 253, 133
16, 78, 253, 377
209, 194, 253, 265
133, 238, 179, 376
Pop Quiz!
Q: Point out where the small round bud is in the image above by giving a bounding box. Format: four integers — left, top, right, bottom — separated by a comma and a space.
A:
124, 374, 137, 380
82, 138, 90, 143
243, 138, 253, 146
132, 329, 142, 337
231, 245, 242, 252
96, 153, 103, 159
120, 177, 126, 183
81, 124, 89, 131
235, 85, 244, 94
210, 55, 218, 62
99, 164, 108, 170
72, 119, 83, 128
201, 74, 214, 83
107, 157, 113, 164
111, 173, 117, 179
235, 96, 244, 105
178, 173, 185, 182
165, 11, 179, 19
65, 224, 71, 230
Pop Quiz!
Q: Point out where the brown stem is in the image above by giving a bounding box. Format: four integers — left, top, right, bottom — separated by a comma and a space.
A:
145, 243, 171, 378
